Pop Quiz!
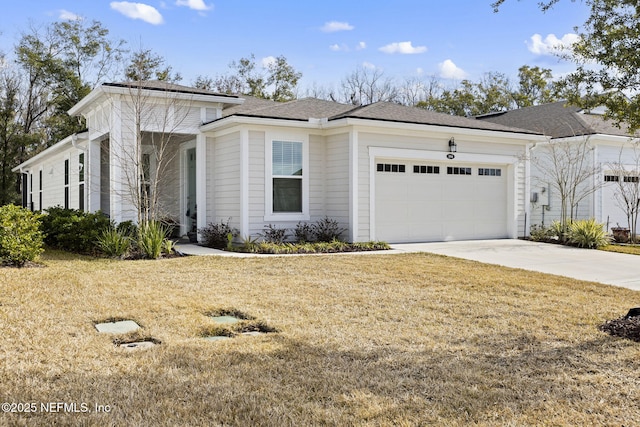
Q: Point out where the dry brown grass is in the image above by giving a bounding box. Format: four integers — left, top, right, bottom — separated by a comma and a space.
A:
601, 244, 640, 256
1, 250, 639, 426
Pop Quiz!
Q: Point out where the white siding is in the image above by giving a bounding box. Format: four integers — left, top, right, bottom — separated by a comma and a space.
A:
247, 131, 266, 237
210, 132, 241, 228
529, 143, 595, 227
324, 133, 349, 228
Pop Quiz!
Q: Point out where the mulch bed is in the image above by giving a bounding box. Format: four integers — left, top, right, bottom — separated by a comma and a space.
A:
599, 311, 640, 342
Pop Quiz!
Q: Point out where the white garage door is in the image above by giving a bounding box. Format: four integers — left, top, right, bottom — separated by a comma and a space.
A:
375, 160, 508, 242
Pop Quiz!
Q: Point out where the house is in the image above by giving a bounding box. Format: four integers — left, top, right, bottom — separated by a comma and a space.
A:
13, 81, 545, 243
477, 101, 640, 232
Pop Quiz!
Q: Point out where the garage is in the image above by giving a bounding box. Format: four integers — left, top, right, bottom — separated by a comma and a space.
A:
374, 159, 509, 242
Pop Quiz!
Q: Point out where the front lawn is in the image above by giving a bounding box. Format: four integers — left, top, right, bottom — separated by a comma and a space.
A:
601, 244, 640, 256
1, 250, 639, 426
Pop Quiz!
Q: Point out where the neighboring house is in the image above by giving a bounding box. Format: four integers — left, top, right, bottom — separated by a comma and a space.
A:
477, 101, 640, 231
13, 81, 545, 243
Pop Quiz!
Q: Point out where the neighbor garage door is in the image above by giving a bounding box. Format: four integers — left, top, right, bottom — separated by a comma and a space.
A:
375, 160, 508, 242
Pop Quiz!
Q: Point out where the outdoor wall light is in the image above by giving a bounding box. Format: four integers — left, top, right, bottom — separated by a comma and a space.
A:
448, 137, 457, 153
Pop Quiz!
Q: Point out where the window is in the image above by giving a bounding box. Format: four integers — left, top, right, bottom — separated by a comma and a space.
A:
39, 169, 42, 211
29, 173, 33, 211
64, 159, 69, 209
413, 165, 440, 174
78, 152, 85, 211
447, 166, 472, 175
479, 168, 502, 176
604, 175, 619, 182
272, 141, 303, 212
377, 163, 406, 173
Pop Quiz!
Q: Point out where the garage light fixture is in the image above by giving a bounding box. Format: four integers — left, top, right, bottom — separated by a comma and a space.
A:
448, 138, 457, 153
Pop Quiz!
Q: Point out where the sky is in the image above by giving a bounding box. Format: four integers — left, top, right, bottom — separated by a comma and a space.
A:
0, 0, 591, 92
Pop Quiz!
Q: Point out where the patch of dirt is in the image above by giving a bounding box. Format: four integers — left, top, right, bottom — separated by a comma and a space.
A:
599, 315, 640, 342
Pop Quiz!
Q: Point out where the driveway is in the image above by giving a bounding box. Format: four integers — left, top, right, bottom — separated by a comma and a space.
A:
392, 239, 640, 291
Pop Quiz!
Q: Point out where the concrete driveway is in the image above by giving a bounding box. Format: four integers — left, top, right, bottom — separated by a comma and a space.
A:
391, 239, 640, 291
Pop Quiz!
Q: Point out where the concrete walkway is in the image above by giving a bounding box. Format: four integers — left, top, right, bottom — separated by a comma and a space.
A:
175, 239, 640, 291
393, 239, 640, 291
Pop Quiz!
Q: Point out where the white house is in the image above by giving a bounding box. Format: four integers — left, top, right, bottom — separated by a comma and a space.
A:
477, 101, 640, 232
13, 81, 546, 243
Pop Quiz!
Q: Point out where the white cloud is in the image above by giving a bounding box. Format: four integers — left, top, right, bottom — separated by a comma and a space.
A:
527, 33, 579, 56
321, 21, 354, 33
59, 10, 81, 20
261, 56, 276, 68
176, 0, 213, 11
379, 41, 427, 54
438, 59, 467, 80
362, 61, 376, 70
110, 2, 164, 25
416, 67, 424, 75
329, 42, 365, 52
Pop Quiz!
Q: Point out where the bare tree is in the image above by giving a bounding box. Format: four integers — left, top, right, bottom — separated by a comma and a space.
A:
607, 142, 640, 241
108, 50, 192, 224
532, 136, 602, 239
339, 66, 399, 105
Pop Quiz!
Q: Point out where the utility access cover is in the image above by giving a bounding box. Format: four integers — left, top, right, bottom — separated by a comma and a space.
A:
95, 320, 141, 334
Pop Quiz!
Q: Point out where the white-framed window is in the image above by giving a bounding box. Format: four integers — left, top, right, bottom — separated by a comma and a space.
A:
38, 168, 43, 211
265, 135, 309, 221
78, 152, 85, 211
64, 158, 70, 209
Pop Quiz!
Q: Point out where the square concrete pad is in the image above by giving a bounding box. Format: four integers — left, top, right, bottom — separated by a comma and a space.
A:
204, 336, 232, 341
95, 320, 141, 334
119, 341, 156, 351
211, 316, 240, 324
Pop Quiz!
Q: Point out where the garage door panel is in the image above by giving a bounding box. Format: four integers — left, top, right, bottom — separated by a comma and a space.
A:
375, 160, 508, 242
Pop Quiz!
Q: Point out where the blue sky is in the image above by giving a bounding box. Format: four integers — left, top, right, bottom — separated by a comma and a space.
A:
0, 0, 590, 91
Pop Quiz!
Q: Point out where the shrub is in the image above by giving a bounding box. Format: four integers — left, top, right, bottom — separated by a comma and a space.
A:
96, 227, 131, 258
549, 220, 566, 242
311, 217, 347, 242
294, 222, 314, 243
0, 205, 44, 266
137, 220, 168, 259
529, 224, 556, 242
260, 224, 288, 244
567, 218, 611, 249
200, 218, 239, 249
116, 220, 138, 238
41, 207, 111, 254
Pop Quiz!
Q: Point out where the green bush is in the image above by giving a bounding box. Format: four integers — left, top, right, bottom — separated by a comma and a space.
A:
529, 224, 557, 242
200, 218, 239, 249
41, 207, 111, 254
137, 220, 168, 259
97, 227, 131, 258
567, 218, 611, 249
0, 205, 44, 266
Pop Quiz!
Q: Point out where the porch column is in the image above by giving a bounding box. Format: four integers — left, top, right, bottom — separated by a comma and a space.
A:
87, 138, 101, 213
196, 133, 207, 237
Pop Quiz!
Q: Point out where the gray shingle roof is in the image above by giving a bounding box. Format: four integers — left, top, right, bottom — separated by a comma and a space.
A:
104, 81, 239, 98
223, 97, 354, 120
476, 101, 636, 138
220, 98, 541, 134
330, 102, 540, 134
